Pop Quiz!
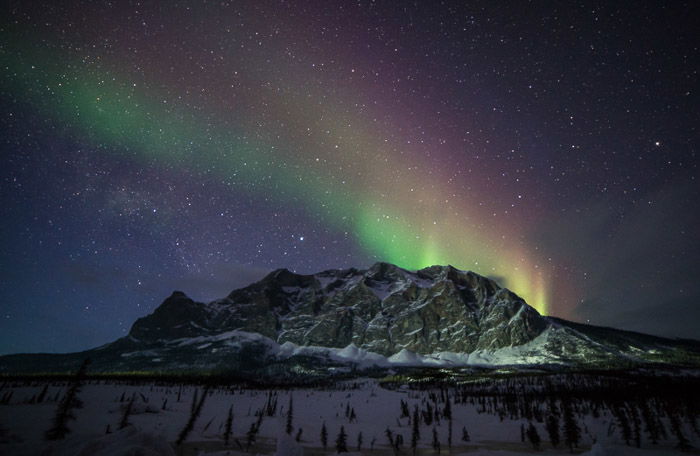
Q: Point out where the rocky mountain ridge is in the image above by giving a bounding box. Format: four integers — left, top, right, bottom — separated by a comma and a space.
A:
129, 262, 546, 356
1, 263, 699, 376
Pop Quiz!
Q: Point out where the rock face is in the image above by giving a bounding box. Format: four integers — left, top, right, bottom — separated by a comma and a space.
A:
129, 262, 547, 356
1, 262, 699, 376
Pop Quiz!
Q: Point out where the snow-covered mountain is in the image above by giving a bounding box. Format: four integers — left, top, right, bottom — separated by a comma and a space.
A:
2, 263, 699, 376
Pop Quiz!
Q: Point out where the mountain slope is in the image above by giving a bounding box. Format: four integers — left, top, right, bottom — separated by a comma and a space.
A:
1, 263, 698, 375
130, 262, 546, 356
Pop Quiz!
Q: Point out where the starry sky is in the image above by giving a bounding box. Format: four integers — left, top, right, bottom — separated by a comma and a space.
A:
1, 1, 698, 355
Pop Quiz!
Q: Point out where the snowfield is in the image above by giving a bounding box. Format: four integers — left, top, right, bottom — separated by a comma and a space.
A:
125, 325, 589, 370
1, 375, 697, 455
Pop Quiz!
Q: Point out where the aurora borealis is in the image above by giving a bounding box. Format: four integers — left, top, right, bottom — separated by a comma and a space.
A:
1, 1, 698, 353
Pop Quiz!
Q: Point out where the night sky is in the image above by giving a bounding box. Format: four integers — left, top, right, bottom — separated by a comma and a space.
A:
1, 1, 698, 355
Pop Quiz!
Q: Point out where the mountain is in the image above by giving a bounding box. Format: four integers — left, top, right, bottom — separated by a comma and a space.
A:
1, 263, 699, 377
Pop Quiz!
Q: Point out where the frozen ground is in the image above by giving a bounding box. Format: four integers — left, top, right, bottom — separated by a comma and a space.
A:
0, 378, 697, 455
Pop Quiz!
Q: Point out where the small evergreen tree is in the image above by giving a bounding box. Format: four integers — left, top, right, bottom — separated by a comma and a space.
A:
562, 400, 581, 452
626, 405, 642, 448
400, 399, 410, 418
335, 425, 348, 453
191, 389, 199, 414
424, 402, 433, 426
245, 421, 258, 451
37, 384, 49, 403
461, 426, 470, 442
411, 406, 421, 455
286, 394, 294, 435
176, 387, 208, 445
321, 421, 328, 449
526, 422, 541, 450
545, 413, 560, 447
614, 405, 632, 446
395, 433, 404, 450
640, 401, 659, 444
45, 358, 90, 440
448, 416, 453, 448
432, 426, 441, 453
385, 427, 395, 449
670, 413, 692, 450
118, 395, 135, 430
443, 398, 452, 420
357, 431, 363, 451
224, 405, 234, 446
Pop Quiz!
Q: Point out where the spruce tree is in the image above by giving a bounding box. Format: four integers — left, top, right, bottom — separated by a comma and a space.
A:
45, 358, 90, 440
286, 394, 294, 435
357, 431, 363, 451
562, 399, 581, 452
629, 405, 642, 448
385, 427, 395, 448
36, 384, 49, 403
448, 416, 453, 448
424, 402, 433, 426
245, 421, 258, 451
176, 387, 208, 445
118, 395, 134, 430
545, 413, 560, 447
526, 422, 541, 450
432, 426, 441, 453
224, 405, 234, 446
395, 433, 404, 450
670, 413, 692, 450
191, 389, 198, 414
640, 401, 659, 444
335, 425, 348, 453
401, 399, 410, 418
443, 398, 452, 420
411, 406, 420, 455
321, 421, 328, 449
461, 426, 470, 442
613, 405, 632, 446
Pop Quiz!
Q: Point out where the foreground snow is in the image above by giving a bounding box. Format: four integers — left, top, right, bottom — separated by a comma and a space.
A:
0, 378, 696, 455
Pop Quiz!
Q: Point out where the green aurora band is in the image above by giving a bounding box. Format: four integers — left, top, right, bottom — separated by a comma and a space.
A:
2, 39, 550, 314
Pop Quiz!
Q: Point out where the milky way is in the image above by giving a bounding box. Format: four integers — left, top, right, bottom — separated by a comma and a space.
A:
1, 1, 697, 353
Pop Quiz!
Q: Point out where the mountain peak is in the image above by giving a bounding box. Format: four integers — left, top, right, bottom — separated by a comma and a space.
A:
368, 261, 405, 271
126, 262, 546, 356
3, 262, 700, 375
169, 290, 189, 299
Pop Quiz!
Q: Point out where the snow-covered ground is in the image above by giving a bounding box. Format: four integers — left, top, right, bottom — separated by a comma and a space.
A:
0, 378, 696, 455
